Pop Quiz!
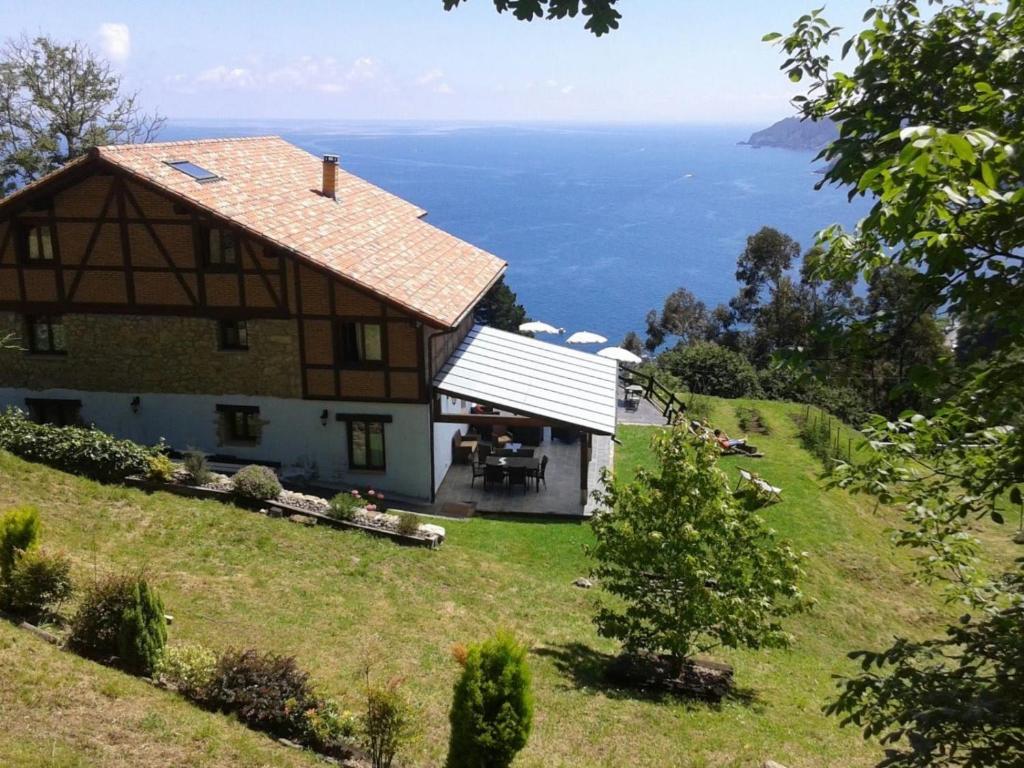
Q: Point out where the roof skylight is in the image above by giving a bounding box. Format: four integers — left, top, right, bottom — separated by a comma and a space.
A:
165, 160, 219, 182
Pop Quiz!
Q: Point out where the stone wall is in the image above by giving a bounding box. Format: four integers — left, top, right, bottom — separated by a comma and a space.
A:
0, 312, 302, 398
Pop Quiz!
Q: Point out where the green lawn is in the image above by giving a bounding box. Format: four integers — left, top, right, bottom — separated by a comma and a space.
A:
1, 396, 1016, 767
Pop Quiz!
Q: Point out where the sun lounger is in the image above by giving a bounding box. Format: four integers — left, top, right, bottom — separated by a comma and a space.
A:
735, 468, 782, 504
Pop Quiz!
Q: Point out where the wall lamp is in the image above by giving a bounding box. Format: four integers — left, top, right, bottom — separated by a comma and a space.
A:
320, 409, 330, 427
130, 396, 141, 414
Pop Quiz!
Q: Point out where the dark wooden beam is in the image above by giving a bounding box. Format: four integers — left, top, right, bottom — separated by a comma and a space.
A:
115, 176, 136, 305
121, 182, 198, 306
65, 180, 118, 301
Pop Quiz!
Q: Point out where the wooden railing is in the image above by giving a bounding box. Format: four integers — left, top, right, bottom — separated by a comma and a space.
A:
620, 369, 688, 425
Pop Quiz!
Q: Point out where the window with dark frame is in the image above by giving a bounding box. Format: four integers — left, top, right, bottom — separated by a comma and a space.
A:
19, 223, 55, 262
202, 225, 238, 268
216, 404, 260, 443
347, 418, 386, 471
218, 319, 248, 350
26, 315, 66, 354
337, 321, 383, 367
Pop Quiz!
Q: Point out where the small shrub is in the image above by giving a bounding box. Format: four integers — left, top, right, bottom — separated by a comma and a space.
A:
302, 697, 359, 753
2, 547, 73, 622
146, 453, 176, 483
0, 505, 40, 583
446, 631, 533, 768
155, 643, 218, 700
205, 649, 316, 739
328, 491, 364, 521
182, 448, 212, 485
364, 678, 412, 768
69, 573, 167, 675
0, 408, 153, 482
683, 392, 712, 423
231, 465, 282, 501
395, 512, 420, 537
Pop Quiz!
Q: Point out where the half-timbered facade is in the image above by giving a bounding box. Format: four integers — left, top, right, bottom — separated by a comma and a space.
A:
0, 137, 505, 500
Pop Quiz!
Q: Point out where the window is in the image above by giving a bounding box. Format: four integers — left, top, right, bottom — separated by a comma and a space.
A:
337, 321, 383, 367
216, 404, 260, 443
26, 315, 66, 354
20, 224, 55, 262
25, 398, 81, 427
347, 418, 387, 471
165, 160, 219, 182
203, 226, 238, 268
219, 319, 248, 350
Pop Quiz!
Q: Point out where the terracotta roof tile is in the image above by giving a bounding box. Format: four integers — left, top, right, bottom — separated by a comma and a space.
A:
93, 136, 506, 327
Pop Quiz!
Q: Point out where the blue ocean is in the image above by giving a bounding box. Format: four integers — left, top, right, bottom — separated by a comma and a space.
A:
162, 120, 867, 343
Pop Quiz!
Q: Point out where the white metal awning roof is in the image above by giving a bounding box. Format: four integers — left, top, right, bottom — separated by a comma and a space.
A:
432, 325, 619, 435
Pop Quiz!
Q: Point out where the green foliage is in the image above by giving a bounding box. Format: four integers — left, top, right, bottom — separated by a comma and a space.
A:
395, 512, 421, 537
302, 697, 359, 754
659, 341, 762, 399
363, 678, 412, 768
117, 577, 167, 676
69, 572, 166, 675
1, 547, 73, 622
0, 408, 153, 482
442, 0, 621, 37
0, 504, 40, 583
328, 491, 364, 521
758, 366, 869, 426
446, 631, 534, 768
770, 2, 1024, 764
146, 453, 176, 483
0, 34, 164, 194
472, 276, 529, 334
231, 465, 282, 501
796, 408, 852, 469
154, 643, 218, 700
182, 448, 212, 486
205, 648, 316, 740
589, 427, 807, 668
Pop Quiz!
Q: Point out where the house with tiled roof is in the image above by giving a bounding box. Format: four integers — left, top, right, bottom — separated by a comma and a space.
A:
0, 137, 616, 506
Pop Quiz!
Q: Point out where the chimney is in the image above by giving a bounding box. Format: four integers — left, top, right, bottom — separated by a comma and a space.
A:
322, 154, 339, 199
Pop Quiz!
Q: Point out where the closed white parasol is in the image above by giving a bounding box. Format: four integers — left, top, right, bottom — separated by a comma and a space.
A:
518, 320, 563, 334
597, 346, 642, 364
566, 330, 608, 345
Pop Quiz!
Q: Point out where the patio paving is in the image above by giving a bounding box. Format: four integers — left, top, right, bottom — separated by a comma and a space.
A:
616, 385, 670, 426
431, 434, 612, 517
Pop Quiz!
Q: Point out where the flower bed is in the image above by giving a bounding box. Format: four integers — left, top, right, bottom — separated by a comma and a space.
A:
126, 469, 444, 549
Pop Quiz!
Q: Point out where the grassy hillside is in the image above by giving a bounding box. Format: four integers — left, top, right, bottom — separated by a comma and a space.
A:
0, 396, 1015, 767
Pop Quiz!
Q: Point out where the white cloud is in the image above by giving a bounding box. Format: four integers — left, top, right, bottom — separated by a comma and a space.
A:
414, 67, 455, 95
179, 56, 385, 95
98, 22, 131, 63
560, 84, 575, 95
196, 65, 256, 89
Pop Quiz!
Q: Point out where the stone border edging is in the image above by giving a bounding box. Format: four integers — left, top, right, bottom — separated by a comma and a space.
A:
123, 477, 441, 548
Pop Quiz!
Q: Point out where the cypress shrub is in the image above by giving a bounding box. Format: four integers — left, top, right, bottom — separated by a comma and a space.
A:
0, 505, 40, 583
117, 578, 168, 675
446, 631, 533, 768
70, 573, 167, 675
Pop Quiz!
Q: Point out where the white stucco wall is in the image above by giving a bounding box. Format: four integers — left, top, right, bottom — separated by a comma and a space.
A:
0, 387, 434, 500
432, 394, 474, 492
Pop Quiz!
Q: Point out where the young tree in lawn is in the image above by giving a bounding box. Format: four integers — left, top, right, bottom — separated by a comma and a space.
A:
0, 35, 163, 194
589, 428, 807, 675
770, 1, 1024, 764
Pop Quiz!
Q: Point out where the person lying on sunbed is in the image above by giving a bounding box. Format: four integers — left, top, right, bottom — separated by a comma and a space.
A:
713, 429, 762, 456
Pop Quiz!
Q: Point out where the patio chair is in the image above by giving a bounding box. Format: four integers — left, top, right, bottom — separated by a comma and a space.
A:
507, 466, 529, 495
528, 455, 548, 492
484, 464, 505, 492
518, 448, 535, 458
470, 459, 486, 488
734, 468, 782, 504
477, 443, 492, 462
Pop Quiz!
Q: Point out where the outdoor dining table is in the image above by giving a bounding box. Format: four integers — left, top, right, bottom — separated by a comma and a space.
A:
485, 455, 540, 471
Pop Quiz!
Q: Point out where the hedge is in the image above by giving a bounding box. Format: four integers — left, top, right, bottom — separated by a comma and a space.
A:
0, 408, 154, 482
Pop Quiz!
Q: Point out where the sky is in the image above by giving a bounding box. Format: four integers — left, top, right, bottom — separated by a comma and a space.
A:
0, 1, 867, 124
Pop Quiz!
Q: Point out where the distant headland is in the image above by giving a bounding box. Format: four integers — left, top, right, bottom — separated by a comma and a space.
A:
741, 116, 838, 151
